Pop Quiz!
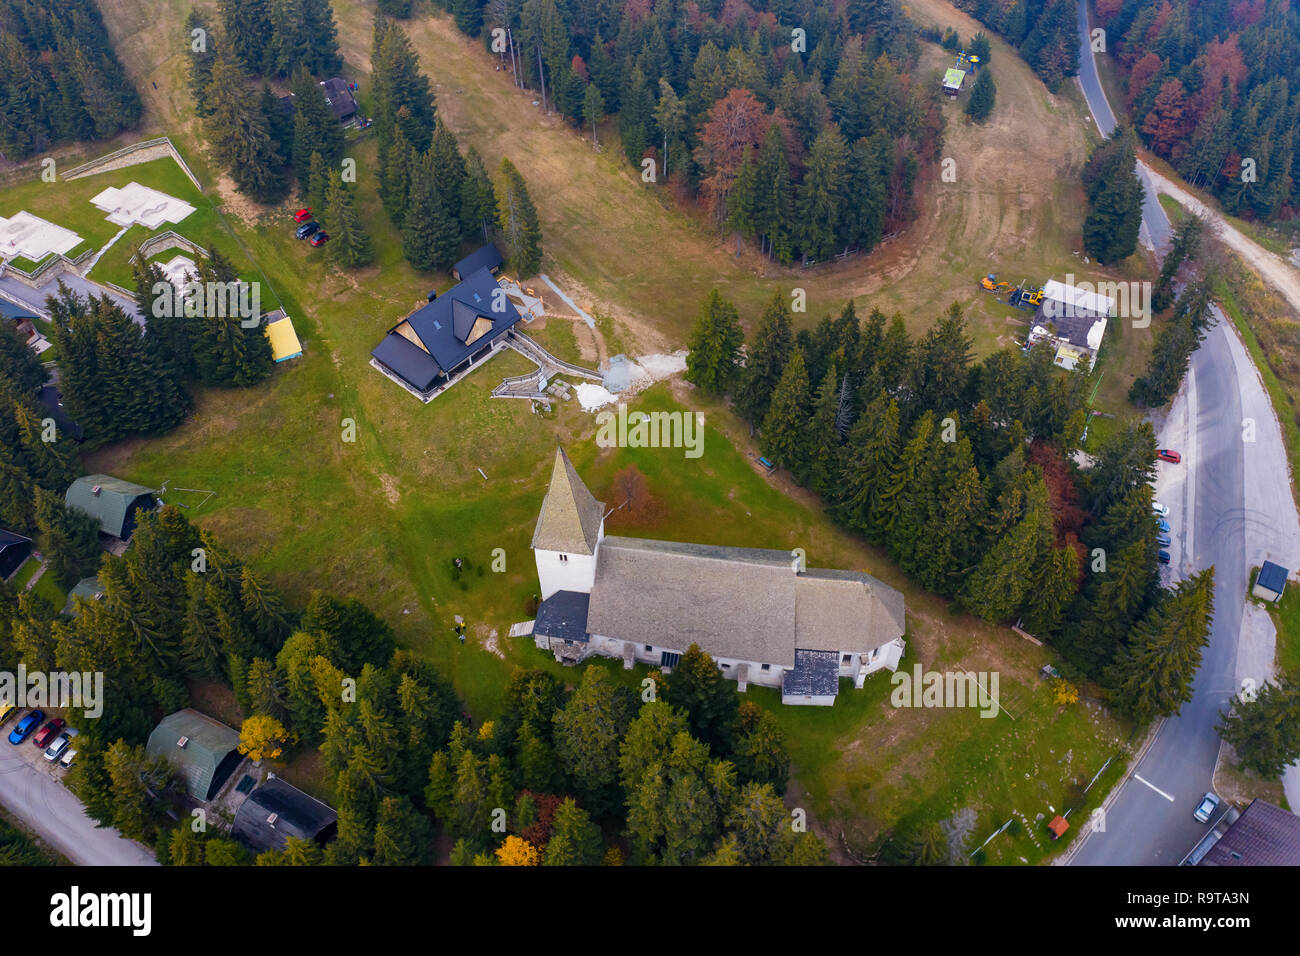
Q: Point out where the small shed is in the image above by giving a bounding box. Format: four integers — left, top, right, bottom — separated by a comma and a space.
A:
65, 474, 156, 540
0, 528, 32, 580
1253, 561, 1289, 603
319, 78, 358, 123
232, 775, 338, 852
146, 709, 243, 801
1048, 816, 1070, 840
781, 649, 840, 706
265, 312, 302, 362
943, 68, 965, 96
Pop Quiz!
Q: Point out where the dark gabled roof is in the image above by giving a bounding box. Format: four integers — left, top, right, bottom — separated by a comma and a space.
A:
371, 333, 443, 391
1202, 800, 1300, 866
232, 775, 338, 852
0, 528, 32, 551
782, 649, 840, 697
320, 78, 358, 120
1257, 561, 1288, 593
65, 474, 156, 538
453, 243, 503, 279
371, 265, 520, 390
534, 590, 590, 642
145, 709, 241, 801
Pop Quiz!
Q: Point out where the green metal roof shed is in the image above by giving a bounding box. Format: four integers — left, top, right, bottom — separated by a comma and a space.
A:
65, 474, 156, 539
146, 709, 243, 801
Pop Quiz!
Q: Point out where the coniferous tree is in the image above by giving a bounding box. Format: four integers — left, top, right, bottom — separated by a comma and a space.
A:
965, 68, 996, 122
1082, 127, 1142, 264
381, 126, 416, 227
797, 124, 850, 260
290, 67, 345, 189
543, 798, 604, 865
685, 289, 743, 395
1217, 675, 1300, 779
204, 56, 287, 203
429, 119, 467, 227
324, 170, 374, 268
496, 158, 543, 276
760, 349, 813, 482
33, 487, 100, 588
403, 154, 460, 272
807, 364, 843, 498
582, 83, 605, 145
836, 389, 902, 542
459, 147, 499, 243
736, 291, 794, 426
1151, 214, 1205, 313
1107, 568, 1215, 721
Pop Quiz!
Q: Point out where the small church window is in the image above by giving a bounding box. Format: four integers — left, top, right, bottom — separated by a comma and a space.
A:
842, 654, 852, 665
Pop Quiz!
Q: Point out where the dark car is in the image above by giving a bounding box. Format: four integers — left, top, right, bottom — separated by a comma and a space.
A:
1157, 448, 1181, 464
1156, 533, 1172, 547
7, 710, 43, 744
293, 207, 313, 223
1158, 550, 1171, 564
294, 221, 319, 239
310, 231, 330, 247
32, 718, 65, 749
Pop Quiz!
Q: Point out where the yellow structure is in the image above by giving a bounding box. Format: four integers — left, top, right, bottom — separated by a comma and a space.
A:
265, 313, 302, 362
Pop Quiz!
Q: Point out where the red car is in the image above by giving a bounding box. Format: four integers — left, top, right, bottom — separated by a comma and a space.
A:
293, 208, 313, 223
1157, 448, 1181, 464
310, 232, 330, 247
32, 718, 65, 749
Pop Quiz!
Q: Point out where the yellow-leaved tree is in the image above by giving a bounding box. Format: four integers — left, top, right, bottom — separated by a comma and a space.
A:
496, 835, 540, 866
238, 714, 294, 762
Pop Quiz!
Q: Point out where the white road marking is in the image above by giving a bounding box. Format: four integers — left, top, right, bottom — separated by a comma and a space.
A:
1133, 773, 1176, 802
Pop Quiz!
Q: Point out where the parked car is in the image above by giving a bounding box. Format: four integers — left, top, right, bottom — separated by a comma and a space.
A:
7, 710, 43, 744
310, 231, 330, 247
32, 717, 65, 749
1157, 533, 1172, 547
1157, 518, 1171, 533
1158, 550, 1171, 564
0, 703, 15, 727
1152, 501, 1170, 517
43, 732, 74, 762
1194, 792, 1221, 823
1157, 448, 1181, 463
294, 221, 319, 239
293, 207, 313, 223
59, 748, 77, 769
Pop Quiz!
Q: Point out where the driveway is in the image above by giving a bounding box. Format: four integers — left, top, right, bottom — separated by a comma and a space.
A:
0, 731, 157, 866
0, 272, 143, 323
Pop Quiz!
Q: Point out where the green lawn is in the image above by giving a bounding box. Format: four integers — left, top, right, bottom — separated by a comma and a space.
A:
1251, 567, 1300, 675
11, 557, 67, 611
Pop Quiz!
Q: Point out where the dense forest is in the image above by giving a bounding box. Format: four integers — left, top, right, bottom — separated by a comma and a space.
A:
1099, 0, 1300, 222
0, 0, 143, 160
410, 0, 946, 264
952, 0, 1079, 91
687, 289, 1216, 717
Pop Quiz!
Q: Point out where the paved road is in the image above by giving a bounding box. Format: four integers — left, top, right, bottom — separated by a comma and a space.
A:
0, 737, 157, 865
0, 272, 143, 323
1069, 0, 1255, 865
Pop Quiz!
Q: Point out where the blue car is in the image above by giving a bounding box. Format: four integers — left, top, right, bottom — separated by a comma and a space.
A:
1158, 550, 1171, 565
7, 710, 43, 745
1156, 518, 1171, 533
1156, 533, 1172, 547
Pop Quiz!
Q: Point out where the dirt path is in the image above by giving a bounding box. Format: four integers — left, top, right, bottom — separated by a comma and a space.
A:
1142, 164, 1300, 317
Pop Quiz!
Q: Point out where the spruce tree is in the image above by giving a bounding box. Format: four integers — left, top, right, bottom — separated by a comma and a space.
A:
403, 154, 460, 272
807, 364, 843, 499
736, 291, 794, 426
797, 124, 850, 260
381, 126, 416, 227
290, 67, 345, 188
430, 119, 467, 226
1107, 568, 1215, 721
459, 147, 499, 243
1217, 675, 1300, 778
496, 158, 543, 276
204, 56, 287, 204
685, 289, 743, 395
760, 349, 813, 482
835, 389, 901, 542
325, 170, 374, 268
965, 68, 996, 122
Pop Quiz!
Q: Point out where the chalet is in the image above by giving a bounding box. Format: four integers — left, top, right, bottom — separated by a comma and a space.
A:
1028, 279, 1114, 370
0, 529, 32, 580
232, 774, 338, 853
452, 243, 504, 281
370, 254, 522, 401
526, 448, 907, 706
65, 474, 157, 540
320, 78, 359, 123
1253, 561, 1288, 603
146, 709, 243, 802
0, 297, 39, 346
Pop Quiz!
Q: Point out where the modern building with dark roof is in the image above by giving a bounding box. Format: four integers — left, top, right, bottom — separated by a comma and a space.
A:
370, 256, 523, 402
0, 529, 32, 580
232, 775, 338, 853
146, 709, 244, 802
1028, 279, 1115, 371
452, 243, 504, 281
525, 448, 908, 705
65, 474, 156, 540
1196, 800, 1300, 866
1253, 560, 1289, 603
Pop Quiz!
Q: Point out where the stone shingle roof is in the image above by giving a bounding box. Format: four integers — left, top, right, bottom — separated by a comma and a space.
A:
585, 536, 906, 668
531, 448, 605, 555
782, 649, 840, 697
534, 590, 590, 642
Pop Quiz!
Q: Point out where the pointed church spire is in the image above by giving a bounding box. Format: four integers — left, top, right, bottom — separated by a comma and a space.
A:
532, 447, 606, 555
